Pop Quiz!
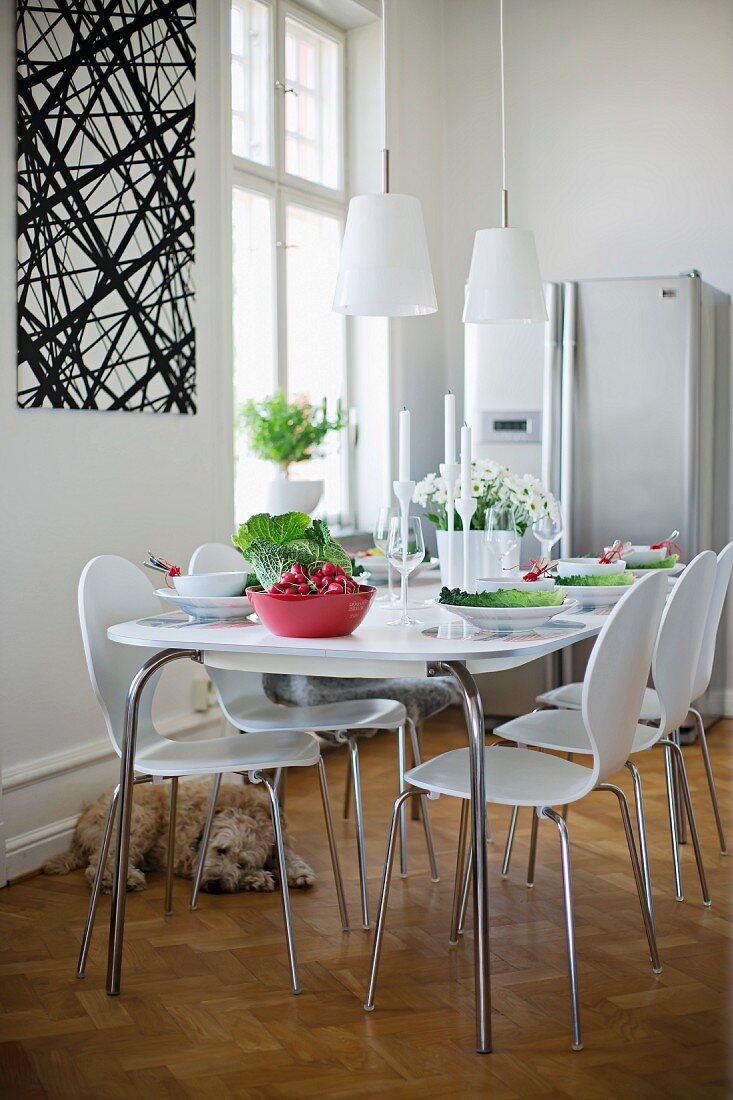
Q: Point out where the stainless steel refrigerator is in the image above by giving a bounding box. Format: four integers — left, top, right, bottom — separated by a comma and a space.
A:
465, 271, 731, 723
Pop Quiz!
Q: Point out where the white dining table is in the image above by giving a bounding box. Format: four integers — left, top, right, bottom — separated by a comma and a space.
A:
106, 593, 606, 1053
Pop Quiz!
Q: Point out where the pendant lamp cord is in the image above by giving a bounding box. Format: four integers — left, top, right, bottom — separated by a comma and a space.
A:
499, 0, 508, 226
381, 0, 389, 193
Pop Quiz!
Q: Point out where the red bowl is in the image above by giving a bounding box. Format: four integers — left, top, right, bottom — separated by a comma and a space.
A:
247, 584, 377, 638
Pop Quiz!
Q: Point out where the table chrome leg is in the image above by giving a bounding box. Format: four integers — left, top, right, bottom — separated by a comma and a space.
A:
164, 777, 178, 916
410, 723, 423, 820
449, 800, 469, 944
107, 648, 195, 996
595, 783, 662, 973
78, 784, 119, 978
364, 789, 422, 1011
397, 723, 408, 878
662, 741, 684, 902
342, 746, 352, 821
691, 707, 728, 854
438, 661, 492, 1054
257, 771, 301, 993
625, 760, 654, 928
408, 717, 439, 882
662, 738, 711, 907
541, 806, 582, 1052
526, 809, 539, 888
317, 757, 350, 933
501, 806, 519, 878
190, 772, 222, 910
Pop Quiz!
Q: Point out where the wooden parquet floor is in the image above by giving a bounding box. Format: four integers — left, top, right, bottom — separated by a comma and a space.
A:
1, 712, 731, 1099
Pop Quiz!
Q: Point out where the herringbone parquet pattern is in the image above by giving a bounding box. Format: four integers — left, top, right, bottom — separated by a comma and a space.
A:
1, 712, 731, 1098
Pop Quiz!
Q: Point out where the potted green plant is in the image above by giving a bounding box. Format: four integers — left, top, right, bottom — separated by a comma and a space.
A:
237, 390, 346, 515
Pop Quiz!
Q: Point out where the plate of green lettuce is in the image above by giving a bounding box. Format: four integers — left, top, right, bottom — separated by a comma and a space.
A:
625, 554, 682, 575
439, 586, 577, 630
556, 571, 636, 608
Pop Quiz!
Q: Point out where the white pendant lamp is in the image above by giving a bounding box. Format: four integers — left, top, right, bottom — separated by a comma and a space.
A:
463, 0, 547, 324
333, 0, 437, 317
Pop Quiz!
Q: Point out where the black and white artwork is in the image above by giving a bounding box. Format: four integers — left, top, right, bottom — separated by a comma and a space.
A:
17, 0, 197, 413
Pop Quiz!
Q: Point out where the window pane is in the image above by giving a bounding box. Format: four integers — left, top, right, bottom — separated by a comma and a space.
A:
284, 16, 341, 189
233, 187, 276, 522
285, 203, 345, 518
231, 0, 271, 166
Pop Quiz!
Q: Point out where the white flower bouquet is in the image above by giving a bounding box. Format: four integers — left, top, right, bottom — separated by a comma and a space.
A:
413, 459, 557, 535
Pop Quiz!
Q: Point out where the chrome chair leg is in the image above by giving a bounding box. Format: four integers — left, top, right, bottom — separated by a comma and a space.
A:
661, 738, 712, 907
541, 807, 582, 1052
672, 729, 687, 844
77, 785, 120, 978
347, 736, 370, 929
257, 771, 301, 994
691, 707, 728, 854
501, 806, 519, 878
364, 789, 422, 1011
595, 783, 662, 973
316, 757, 350, 932
407, 717, 440, 882
625, 760, 654, 929
663, 741, 685, 901
342, 747, 352, 821
397, 723, 409, 877
449, 800, 469, 945
164, 777, 178, 916
526, 809, 539, 888
189, 772, 222, 910
457, 843, 472, 935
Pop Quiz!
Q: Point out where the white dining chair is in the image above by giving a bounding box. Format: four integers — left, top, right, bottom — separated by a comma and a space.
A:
494, 551, 717, 914
364, 573, 667, 1052
535, 542, 733, 855
189, 542, 440, 927
76, 555, 349, 995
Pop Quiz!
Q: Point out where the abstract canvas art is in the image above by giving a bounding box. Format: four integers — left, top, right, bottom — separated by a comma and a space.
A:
16, 0, 196, 413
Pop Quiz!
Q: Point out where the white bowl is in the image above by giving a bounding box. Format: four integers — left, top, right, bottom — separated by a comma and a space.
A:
445, 598, 577, 631
555, 581, 633, 608
157, 589, 253, 620
555, 558, 626, 578
614, 544, 667, 567
477, 576, 556, 593
172, 571, 248, 598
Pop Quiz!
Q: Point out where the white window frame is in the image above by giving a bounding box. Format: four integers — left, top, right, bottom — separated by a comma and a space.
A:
229, 0, 350, 523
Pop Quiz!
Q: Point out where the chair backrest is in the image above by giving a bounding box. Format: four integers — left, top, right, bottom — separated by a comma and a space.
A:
188, 543, 263, 713
189, 542, 246, 574
691, 542, 733, 702
581, 572, 668, 787
78, 556, 164, 757
651, 550, 717, 735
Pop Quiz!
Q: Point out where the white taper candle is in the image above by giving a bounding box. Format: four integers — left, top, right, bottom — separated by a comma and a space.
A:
444, 392, 456, 465
398, 407, 411, 482
460, 422, 472, 498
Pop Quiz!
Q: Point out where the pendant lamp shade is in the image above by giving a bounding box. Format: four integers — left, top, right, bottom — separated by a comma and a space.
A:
463, 227, 547, 324
333, 193, 437, 317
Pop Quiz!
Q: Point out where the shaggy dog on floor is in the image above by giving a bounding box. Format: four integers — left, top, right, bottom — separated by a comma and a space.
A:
43, 780, 315, 895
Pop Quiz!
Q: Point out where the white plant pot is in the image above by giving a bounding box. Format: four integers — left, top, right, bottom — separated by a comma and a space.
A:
436, 529, 520, 591
266, 478, 323, 516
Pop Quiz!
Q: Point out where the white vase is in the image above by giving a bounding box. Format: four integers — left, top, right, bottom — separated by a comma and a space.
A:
436, 529, 521, 591
266, 478, 323, 516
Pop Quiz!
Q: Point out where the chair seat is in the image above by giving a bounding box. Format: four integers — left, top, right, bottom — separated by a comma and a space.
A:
406, 747, 593, 807
537, 683, 662, 722
134, 728, 321, 776
495, 708, 660, 755
227, 695, 406, 733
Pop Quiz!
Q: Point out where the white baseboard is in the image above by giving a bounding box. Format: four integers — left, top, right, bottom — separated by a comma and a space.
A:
2, 708, 226, 881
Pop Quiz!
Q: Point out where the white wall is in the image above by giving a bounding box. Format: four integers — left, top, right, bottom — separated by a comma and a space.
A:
0, 3, 234, 876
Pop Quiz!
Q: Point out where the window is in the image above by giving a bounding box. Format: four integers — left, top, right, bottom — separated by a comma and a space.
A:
230, 0, 347, 524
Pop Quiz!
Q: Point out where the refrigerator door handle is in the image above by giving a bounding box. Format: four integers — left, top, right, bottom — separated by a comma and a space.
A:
559, 282, 577, 558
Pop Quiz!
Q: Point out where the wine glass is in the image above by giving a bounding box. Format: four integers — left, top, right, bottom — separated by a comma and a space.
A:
373, 507, 398, 604
386, 515, 425, 626
532, 499, 564, 560
485, 506, 519, 575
